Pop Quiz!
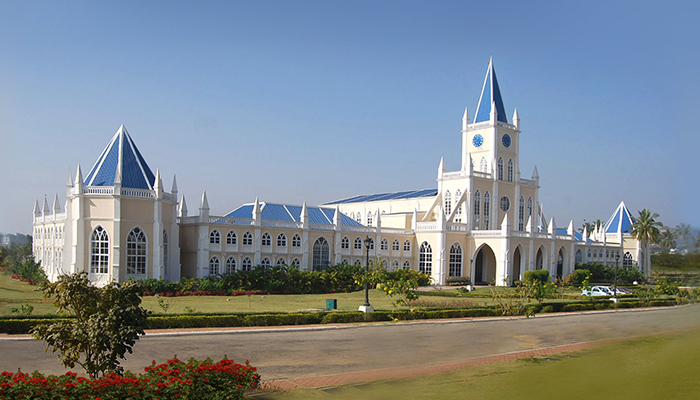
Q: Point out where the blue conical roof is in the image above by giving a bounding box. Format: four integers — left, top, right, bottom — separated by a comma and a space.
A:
84, 125, 156, 190
604, 201, 633, 234
474, 58, 508, 124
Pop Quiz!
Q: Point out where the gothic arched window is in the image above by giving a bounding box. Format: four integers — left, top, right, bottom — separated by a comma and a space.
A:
90, 226, 109, 274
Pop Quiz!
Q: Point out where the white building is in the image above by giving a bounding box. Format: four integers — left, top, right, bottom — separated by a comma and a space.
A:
32, 59, 647, 286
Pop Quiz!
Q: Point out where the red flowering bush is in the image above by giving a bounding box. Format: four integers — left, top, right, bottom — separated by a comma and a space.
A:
0, 357, 259, 400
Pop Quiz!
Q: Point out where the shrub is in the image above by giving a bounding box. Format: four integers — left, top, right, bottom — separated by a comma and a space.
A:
0, 357, 259, 400
567, 269, 590, 286
524, 269, 550, 284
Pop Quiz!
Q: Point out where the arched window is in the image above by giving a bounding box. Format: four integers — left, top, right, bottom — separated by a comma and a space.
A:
341, 236, 350, 249
480, 157, 487, 172
381, 239, 388, 251
354, 237, 363, 250
449, 243, 462, 277
163, 229, 169, 272
474, 190, 481, 229
623, 252, 634, 268
444, 190, 452, 216
392, 260, 400, 270
276, 258, 286, 266
518, 196, 525, 231
277, 233, 287, 247
403, 240, 411, 252
209, 230, 220, 244
356, 213, 362, 223
354, 260, 362, 266
419, 242, 432, 274
242, 257, 252, 271
261, 257, 271, 267
366, 238, 374, 250
261, 232, 271, 246
126, 227, 147, 275
225, 256, 236, 273
575, 250, 583, 264
292, 234, 302, 247
209, 256, 220, 275
454, 190, 462, 223
403, 260, 411, 269
312, 237, 330, 271
90, 226, 109, 274
605, 250, 609, 258
483, 192, 491, 230
392, 239, 400, 251
367, 212, 373, 226
291, 258, 300, 268
507, 159, 514, 182
243, 232, 253, 246
593, 250, 598, 258
527, 197, 533, 219
226, 231, 237, 245
342, 259, 349, 265
497, 158, 504, 181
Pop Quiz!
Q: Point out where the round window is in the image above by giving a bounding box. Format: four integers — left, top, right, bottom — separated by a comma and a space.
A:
500, 196, 510, 212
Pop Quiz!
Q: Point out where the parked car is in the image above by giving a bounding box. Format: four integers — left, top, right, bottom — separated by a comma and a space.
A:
581, 286, 613, 296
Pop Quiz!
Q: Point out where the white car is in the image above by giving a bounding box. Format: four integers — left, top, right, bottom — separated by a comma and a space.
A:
581, 286, 613, 296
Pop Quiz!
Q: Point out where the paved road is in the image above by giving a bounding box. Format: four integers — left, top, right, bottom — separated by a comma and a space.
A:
2, 305, 699, 381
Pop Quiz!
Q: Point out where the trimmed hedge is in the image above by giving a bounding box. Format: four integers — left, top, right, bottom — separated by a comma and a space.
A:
0, 301, 681, 334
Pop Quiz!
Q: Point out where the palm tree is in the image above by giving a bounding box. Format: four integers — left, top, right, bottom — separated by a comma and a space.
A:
674, 223, 692, 249
629, 209, 662, 276
658, 230, 677, 251
594, 219, 605, 232
578, 221, 595, 237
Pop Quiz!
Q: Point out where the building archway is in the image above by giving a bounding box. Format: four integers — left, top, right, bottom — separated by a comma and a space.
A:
535, 246, 546, 271
512, 245, 524, 283
556, 247, 567, 280
473, 244, 497, 285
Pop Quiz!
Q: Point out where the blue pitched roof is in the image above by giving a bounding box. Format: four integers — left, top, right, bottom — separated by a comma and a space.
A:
224, 202, 363, 226
474, 58, 508, 123
84, 125, 156, 190
323, 189, 438, 205
604, 201, 633, 234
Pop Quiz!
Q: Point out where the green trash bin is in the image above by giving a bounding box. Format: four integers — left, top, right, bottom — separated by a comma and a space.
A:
326, 299, 337, 309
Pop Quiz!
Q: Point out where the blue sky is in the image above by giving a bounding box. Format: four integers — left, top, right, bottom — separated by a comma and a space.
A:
1, 0, 697, 235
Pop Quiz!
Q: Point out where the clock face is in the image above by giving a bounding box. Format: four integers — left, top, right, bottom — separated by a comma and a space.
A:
502, 134, 511, 148
472, 134, 484, 148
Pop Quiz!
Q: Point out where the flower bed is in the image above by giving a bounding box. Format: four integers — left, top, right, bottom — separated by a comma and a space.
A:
0, 357, 259, 400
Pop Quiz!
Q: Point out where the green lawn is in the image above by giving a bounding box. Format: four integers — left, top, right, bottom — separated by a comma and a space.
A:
262, 327, 700, 400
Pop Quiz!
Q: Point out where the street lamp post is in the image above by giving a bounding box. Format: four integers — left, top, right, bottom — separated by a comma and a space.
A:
359, 236, 374, 313
613, 253, 620, 303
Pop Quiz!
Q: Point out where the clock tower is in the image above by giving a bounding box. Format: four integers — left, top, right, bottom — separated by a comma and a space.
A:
461, 57, 521, 180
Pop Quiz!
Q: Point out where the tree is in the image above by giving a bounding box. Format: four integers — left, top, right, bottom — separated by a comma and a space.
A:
659, 230, 677, 251
629, 209, 662, 275
674, 223, 692, 250
578, 221, 595, 237
31, 272, 149, 377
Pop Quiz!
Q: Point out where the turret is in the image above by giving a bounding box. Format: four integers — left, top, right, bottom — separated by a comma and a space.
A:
512, 108, 520, 129
179, 195, 188, 218
42, 196, 50, 216
462, 107, 469, 131
253, 197, 260, 226
301, 201, 309, 229
33, 200, 41, 218
199, 191, 209, 222
501, 214, 510, 235
52, 194, 62, 214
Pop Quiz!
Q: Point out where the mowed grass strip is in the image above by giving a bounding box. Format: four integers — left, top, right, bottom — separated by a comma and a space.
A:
264, 328, 700, 400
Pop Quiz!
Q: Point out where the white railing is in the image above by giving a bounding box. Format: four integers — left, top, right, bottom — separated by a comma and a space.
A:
471, 230, 503, 237
83, 186, 114, 195
446, 223, 468, 232
511, 231, 530, 237
121, 188, 155, 198
177, 216, 199, 224
556, 234, 573, 241
341, 226, 375, 233
442, 171, 465, 179
262, 220, 303, 229
520, 178, 537, 186
309, 223, 334, 231
209, 216, 254, 225
162, 193, 176, 202
380, 227, 413, 235
416, 222, 438, 231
